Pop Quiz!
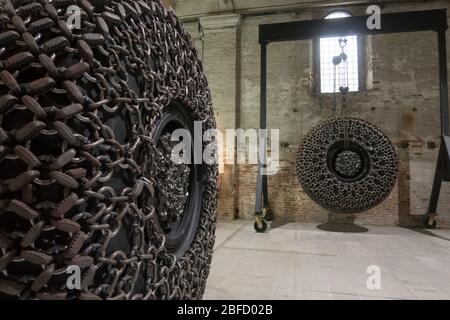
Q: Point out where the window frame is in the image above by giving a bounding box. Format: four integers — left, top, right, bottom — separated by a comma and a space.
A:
313, 10, 366, 93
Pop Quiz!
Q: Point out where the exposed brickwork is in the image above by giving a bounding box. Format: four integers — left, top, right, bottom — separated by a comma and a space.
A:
177, 0, 450, 227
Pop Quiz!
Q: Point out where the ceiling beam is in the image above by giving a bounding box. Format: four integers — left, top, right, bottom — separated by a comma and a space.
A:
259, 9, 448, 42
174, 0, 432, 20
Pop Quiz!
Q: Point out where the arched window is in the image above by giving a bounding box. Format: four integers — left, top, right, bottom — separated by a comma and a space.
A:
320, 11, 359, 93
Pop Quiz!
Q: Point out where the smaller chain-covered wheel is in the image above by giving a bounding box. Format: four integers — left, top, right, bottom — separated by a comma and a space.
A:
296, 117, 398, 214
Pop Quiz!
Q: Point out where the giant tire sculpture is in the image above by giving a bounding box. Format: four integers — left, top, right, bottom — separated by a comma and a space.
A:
296, 117, 398, 214
0, 0, 217, 300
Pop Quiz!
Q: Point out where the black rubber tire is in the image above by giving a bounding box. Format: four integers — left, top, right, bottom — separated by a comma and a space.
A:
0, 0, 217, 300
421, 216, 437, 229
427, 220, 438, 229
254, 220, 268, 233
263, 208, 273, 222
296, 117, 398, 214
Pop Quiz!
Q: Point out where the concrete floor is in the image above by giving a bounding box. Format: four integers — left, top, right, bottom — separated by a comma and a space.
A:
204, 220, 450, 300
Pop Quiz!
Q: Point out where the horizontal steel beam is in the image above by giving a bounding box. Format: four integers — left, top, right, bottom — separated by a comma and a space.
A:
177, 0, 428, 21
259, 9, 448, 43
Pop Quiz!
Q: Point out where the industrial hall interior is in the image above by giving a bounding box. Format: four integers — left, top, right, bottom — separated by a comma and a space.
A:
2, 0, 450, 301
167, 0, 450, 300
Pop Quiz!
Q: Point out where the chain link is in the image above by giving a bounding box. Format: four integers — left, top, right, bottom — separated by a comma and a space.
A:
0, 0, 217, 300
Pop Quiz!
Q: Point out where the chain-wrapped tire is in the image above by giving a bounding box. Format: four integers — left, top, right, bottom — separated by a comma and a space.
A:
296, 117, 398, 214
0, 0, 217, 300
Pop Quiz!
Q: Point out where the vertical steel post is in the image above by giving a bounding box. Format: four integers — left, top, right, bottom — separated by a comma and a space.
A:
427, 29, 449, 216
255, 41, 268, 215
438, 30, 449, 136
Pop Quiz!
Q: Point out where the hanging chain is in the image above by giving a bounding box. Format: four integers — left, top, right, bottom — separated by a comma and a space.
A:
332, 37, 350, 148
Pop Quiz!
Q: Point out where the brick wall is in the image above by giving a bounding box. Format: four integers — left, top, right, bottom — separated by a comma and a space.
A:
176, 0, 450, 227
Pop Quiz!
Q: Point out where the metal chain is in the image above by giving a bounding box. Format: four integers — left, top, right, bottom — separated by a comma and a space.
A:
0, 0, 217, 300
153, 133, 191, 229
332, 38, 350, 150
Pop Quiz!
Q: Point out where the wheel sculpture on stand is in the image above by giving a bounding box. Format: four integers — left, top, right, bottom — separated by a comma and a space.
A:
296, 117, 398, 213
296, 37, 398, 214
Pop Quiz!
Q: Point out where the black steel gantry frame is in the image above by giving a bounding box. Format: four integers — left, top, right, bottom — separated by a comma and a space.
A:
255, 9, 450, 231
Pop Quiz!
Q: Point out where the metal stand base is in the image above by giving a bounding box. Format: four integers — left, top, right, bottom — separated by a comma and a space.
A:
255, 163, 270, 233
425, 136, 450, 228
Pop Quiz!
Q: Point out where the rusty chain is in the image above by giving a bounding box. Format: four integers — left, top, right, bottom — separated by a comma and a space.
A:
0, 0, 217, 300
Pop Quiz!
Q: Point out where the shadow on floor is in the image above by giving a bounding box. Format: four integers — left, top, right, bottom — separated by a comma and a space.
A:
269, 219, 295, 230
268, 215, 370, 233
317, 223, 369, 233
317, 213, 369, 233
404, 227, 450, 242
